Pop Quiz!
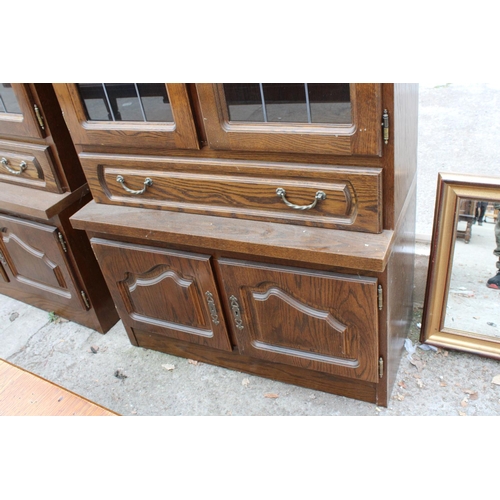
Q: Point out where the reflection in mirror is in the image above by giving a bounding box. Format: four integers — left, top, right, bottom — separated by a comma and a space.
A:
421, 173, 500, 359
444, 199, 500, 337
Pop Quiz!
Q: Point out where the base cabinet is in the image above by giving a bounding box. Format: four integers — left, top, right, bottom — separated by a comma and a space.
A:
0, 187, 119, 333
71, 201, 414, 407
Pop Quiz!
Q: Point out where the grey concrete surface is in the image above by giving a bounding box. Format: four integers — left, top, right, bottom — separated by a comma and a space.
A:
2, 83, 500, 416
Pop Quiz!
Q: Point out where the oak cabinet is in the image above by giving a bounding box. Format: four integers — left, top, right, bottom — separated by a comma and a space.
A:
0, 83, 118, 331
63, 83, 418, 406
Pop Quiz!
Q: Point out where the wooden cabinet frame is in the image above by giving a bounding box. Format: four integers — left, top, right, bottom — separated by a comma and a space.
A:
196, 83, 383, 156
53, 84, 200, 151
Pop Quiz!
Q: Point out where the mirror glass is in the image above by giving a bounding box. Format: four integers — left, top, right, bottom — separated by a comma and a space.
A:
421, 173, 500, 359
444, 199, 499, 337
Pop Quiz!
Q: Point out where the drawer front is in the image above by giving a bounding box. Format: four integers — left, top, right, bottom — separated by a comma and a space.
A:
217, 258, 380, 383
0, 140, 61, 193
80, 154, 383, 233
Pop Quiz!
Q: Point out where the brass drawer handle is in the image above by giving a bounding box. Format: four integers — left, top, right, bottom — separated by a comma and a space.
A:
1, 157, 27, 175
276, 187, 326, 211
116, 175, 153, 195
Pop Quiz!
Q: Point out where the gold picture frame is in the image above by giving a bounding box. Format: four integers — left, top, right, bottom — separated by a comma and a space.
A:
421, 172, 500, 358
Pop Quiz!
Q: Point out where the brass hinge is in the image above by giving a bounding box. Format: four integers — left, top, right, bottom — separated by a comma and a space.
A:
34, 104, 45, 131
378, 284, 383, 310
379, 357, 384, 378
57, 232, 67, 252
382, 109, 389, 145
81, 290, 91, 309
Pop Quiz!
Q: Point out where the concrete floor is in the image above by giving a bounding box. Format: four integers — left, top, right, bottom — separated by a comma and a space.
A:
2, 83, 500, 416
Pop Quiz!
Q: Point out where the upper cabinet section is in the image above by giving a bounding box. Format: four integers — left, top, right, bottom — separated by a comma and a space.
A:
196, 83, 383, 156
54, 83, 384, 157
0, 84, 46, 139
53, 84, 200, 151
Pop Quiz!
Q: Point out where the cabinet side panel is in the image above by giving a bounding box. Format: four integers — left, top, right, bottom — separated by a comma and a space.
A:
381, 180, 416, 404
393, 83, 419, 227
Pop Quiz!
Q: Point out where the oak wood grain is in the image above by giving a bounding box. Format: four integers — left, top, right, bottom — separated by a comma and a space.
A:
71, 201, 394, 272
80, 153, 383, 232
217, 258, 379, 382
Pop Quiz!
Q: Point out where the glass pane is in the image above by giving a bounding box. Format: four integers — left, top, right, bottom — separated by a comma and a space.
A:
77, 83, 112, 120
223, 83, 352, 125
105, 83, 144, 121
263, 83, 308, 123
0, 83, 22, 114
224, 83, 264, 122
308, 83, 351, 124
137, 84, 173, 122
76, 83, 173, 122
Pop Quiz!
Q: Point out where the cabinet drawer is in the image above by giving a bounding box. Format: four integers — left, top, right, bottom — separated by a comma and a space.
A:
0, 140, 61, 193
80, 154, 383, 233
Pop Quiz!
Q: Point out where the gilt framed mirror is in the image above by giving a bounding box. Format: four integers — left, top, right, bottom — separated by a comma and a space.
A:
421, 172, 500, 358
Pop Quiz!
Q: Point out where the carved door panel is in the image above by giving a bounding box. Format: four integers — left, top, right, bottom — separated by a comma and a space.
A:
0, 84, 45, 139
218, 259, 379, 382
90, 238, 232, 351
0, 214, 86, 309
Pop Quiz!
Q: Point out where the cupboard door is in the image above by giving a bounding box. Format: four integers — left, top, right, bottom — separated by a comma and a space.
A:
0, 84, 45, 139
53, 84, 200, 151
218, 259, 379, 382
0, 214, 86, 310
196, 83, 383, 156
90, 238, 232, 351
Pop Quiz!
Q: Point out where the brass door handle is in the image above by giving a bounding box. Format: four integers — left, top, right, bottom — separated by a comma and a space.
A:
1, 157, 27, 175
229, 295, 244, 330
116, 175, 153, 195
276, 187, 326, 210
205, 291, 220, 325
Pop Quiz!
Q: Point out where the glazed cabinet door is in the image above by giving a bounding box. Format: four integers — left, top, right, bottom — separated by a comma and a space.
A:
0, 84, 45, 139
196, 83, 383, 156
0, 214, 87, 310
218, 259, 380, 382
90, 238, 232, 351
53, 84, 200, 151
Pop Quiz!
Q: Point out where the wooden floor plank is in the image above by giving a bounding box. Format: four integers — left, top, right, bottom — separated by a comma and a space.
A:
0, 359, 118, 416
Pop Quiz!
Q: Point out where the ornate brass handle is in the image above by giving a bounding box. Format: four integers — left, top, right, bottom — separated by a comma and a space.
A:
1, 157, 27, 175
116, 175, 153, 195
205, 291, 220, 325
229, 295, 244, 330
276, 187, 326, 211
